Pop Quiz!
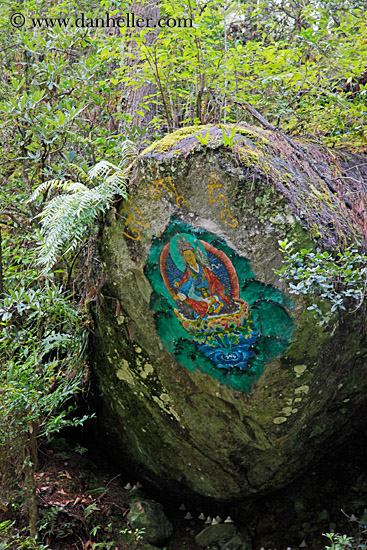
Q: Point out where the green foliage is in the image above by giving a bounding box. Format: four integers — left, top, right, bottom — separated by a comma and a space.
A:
0, 5, 128, 538
0, 267, 91, 539
0, 520, 49, 549
29, 156, 130, 273
37, 507, 59, 540
118, 527, 162, 550
193, 124, 244, 147
193, 128, 210, 146
0, 282, 89, 476
115, 0, 367, 146
0, 0, 128, 186
324, 532, 355, 550
275, 239, 367, 319
220, 125, 244, 147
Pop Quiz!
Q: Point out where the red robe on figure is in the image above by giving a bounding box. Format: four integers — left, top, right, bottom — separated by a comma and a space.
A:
177, 266, 229, 317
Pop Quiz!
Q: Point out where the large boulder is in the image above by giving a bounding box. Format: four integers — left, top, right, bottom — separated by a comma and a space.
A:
195, 524, 237, 548
92, 125, 367, 502
127, 500, 173, 544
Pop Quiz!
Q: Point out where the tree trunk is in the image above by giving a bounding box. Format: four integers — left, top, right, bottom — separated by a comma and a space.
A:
24, 461, 37, 539
0, 224, 3, 299
125, 1, 160, 147
23, 427, 38, 539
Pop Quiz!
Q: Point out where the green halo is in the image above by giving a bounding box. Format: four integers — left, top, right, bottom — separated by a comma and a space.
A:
169, 233, 208, 271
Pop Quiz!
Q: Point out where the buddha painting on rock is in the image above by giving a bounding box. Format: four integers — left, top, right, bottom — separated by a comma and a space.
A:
172, 237, 233, 319
160, 232, 258, 371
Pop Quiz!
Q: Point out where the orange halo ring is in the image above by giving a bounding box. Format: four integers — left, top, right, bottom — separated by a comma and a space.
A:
160, 239, 240, 301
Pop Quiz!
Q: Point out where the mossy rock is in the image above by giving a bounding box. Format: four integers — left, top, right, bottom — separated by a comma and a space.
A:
92, 124, 367, 502
195, 524, 237, 547
127, 500, 173, 545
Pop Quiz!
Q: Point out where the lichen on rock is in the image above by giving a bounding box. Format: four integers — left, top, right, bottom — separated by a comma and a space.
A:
92, 124, 367, 502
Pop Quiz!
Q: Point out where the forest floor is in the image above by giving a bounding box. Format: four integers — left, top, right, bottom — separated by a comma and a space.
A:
2, 423, 367, 550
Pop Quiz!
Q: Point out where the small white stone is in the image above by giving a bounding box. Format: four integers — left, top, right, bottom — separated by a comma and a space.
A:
215, 516, 222, 523
205, 516, 212, 524
131, 484, 138, 491
124, 483, 132, 490
198, 513, 206, 520
179, 503, 186, 511
136, 481, 143, 489
224, 516, 233, 523
299, 541, 308, 548
184, 512, 193, 520
211, 518, 219, 525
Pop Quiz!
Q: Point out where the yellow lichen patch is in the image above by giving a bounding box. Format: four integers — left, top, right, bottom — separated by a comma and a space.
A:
159, 393, 171, 403
152, 394, 181, 422
294, 365, 308, 376
116, 362, 135, 386
234, 145, 261, 166
139, 363, 154, 379
295, 385, 310, 395
273, 417, 287, 424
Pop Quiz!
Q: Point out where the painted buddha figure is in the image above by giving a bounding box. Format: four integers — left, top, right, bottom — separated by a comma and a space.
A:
159, 232, 260, 371
172, 238, 230, 319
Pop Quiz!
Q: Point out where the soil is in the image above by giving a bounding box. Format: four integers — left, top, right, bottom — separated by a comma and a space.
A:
3, 421, 367, 550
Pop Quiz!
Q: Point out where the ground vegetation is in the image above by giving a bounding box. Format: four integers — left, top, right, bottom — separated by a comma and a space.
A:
1, 0, 367, 546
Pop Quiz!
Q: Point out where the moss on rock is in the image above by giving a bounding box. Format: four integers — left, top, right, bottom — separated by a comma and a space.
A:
91, 125, 367, 502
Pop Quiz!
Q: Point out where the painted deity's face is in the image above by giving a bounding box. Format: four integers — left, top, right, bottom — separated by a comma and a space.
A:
183, 249, 198, 269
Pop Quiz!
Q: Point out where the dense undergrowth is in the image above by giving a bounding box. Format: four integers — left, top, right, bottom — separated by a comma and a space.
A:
1, 0, 367, 546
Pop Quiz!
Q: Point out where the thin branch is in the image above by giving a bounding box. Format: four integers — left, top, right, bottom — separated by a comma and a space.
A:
0, 210, 23, 225
0, 44, 18, 53
239, 101, 353, 209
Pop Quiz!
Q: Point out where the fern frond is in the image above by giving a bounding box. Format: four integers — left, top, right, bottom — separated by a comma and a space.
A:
28, 180, 76, 202
34, 157, 130, 273
88, 160, 119, 182
69, 163, 94, 186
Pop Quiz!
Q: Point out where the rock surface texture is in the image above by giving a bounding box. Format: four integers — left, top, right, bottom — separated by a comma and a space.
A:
195, 524, 237, 547
92, 125, 367, 502
127, 500, 173, 544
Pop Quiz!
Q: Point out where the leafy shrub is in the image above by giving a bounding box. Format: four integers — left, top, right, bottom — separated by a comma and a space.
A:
275, 239, 367, 319
324, 532, 355, 550
0, 282, 90, 537
30, 157, 130, 273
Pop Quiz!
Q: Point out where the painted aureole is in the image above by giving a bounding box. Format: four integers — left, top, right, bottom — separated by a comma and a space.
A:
160, 233, 258, 371
145, 220, 294, 393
